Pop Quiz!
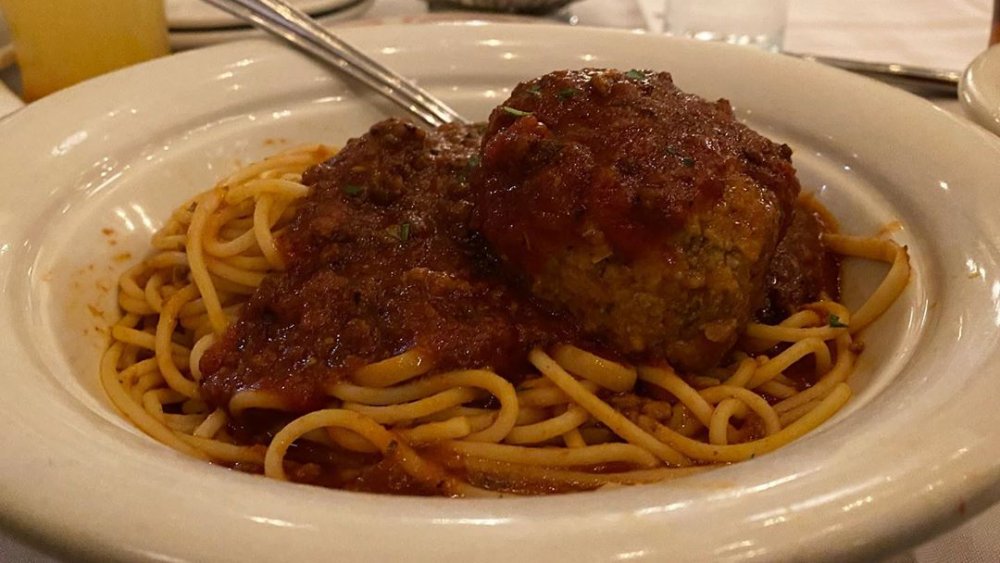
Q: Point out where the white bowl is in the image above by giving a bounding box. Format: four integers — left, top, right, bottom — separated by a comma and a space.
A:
2, 23, 1000, 562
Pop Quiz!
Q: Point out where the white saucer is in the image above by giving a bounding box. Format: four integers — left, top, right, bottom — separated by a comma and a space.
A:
166, 0, 358, 30
960, 43, 1000, 136
168, 0, 374, 49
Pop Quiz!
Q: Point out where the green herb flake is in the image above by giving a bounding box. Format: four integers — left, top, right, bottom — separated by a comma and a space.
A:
341, 184, 364, 196
665, 146, 695, 167
399, 222, 411, 242
527, 84, 542, 97
467, 154, 481, 169
501, 106, 532, 117
829, 314, 848, 328
625, 69, 648, 81
557, 87, 579, 100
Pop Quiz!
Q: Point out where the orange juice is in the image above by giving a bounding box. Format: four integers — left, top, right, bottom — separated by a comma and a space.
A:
0, 0, 169, 101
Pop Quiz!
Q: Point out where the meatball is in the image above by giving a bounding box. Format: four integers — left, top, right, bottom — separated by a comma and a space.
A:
471, 69, 800, 371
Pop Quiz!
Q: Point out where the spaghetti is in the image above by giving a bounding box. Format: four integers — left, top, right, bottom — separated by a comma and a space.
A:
101, 144, 910, 497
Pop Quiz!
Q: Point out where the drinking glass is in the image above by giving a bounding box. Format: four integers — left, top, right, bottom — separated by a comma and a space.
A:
0, 0, 169, 101
663, 0, 789, 53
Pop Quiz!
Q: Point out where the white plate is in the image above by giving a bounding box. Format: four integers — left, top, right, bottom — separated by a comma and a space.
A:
961, 43, 1000, 136
169, 0, 374, 50
166, 0, 358, 29
2, 23, 1000, 562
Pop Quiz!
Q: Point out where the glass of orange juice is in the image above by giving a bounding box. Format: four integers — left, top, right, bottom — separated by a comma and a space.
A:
0, 0, 170, 101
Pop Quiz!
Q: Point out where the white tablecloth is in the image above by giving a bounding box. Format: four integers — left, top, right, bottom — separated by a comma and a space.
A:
0, 0, 996, 561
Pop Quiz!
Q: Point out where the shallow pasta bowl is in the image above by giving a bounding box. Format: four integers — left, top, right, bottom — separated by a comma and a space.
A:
2, 22, 1000, 562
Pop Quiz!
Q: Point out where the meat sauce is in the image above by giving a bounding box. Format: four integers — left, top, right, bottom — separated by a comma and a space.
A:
198, 114, 838, 494
199, 120, 595, 413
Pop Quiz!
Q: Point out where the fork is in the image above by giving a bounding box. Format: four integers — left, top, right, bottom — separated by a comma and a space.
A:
201, 0, 469, 127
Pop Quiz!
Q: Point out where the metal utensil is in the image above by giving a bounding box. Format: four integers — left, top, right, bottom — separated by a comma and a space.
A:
789, 52, 960, 97
201, 0, 468, 127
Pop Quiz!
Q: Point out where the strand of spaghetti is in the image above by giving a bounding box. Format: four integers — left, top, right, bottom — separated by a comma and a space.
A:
119, 357, 158, 388
637, 366, 714, 427
757, 381, 797, 399
143, 272, 164, 313
141, 390, 167, 424
516, 380, 600, 408
351, 349, 433, 388
708, 399, 743, 445
193, 408, 228, 438
205, 258, 266, 288
99, 342, 207, 459
229, 390, 292, 417
562, 428, 587, 448
118, 294, 156, 316
331, 368, 505, 406
177, 435, 265, 464
110, 326, 189, 357
203, 199, 255, 257
188, 334, 215, 382
667, 404, 703, 437
226, 178, 311, 205
442, 440, 660, 468
180, 398, 209, 414
118, 266, 148, 301
264, 408, 491, 497
698, 385, 781, 435
808, 300, 852, 324
163, 414, 206, 433
220, 255, 272, 271
130, 372, 165, 405
144, 251, 189, 270
343, 387, 482, 424
504, 405, 590, 445
651, 383, 852, 462
252, 193, 285, 270
775, 334, 854, 414
722, 357, 758, 388
186, 189, 228, 334
205, 225, 257, 258
154, 284, 201, 398
398, 417, 474, 445
550, 344, 636, 392
747, 337, 831, 389
744, 323, 847, 342
778, 400, 822, 427
327, 428, 379, 453
824, 235, 910, 333
530, 349, 688, 466
222, 147, 328, 187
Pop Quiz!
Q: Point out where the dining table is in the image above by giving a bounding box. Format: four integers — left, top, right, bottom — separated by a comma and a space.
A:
0, 0, 996, 561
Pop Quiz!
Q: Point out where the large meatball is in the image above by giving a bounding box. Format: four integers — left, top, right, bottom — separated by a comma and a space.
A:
471, 69, 800, 371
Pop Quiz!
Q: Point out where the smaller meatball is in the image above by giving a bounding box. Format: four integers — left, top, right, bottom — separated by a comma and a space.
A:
756, 199, 841, 325
471, 69, 801, 371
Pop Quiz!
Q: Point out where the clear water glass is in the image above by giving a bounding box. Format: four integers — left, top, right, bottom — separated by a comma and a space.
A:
663, 0, 789, 52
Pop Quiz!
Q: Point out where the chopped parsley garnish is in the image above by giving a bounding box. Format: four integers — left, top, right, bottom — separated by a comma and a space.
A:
527, 85, 542, 96
385, 222, 411, 242
665, 146, 695, 167
625, 69, 648, 80
501, 106, 532, 117
829, 314, 848, 328
341, 184, 364, 196
557, 87, 579, 100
